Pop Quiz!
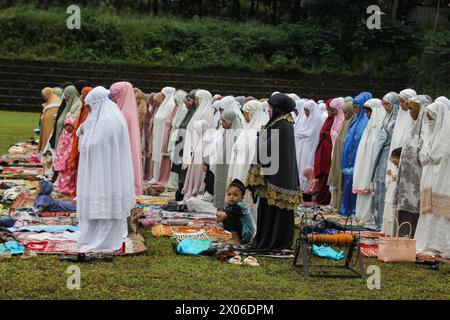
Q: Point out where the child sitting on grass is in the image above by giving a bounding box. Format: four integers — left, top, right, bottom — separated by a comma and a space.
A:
216, 179, 255, 245
34, 180, 76, 215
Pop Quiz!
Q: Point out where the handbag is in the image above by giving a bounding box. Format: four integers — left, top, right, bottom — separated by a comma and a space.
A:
378, 221, 416, 263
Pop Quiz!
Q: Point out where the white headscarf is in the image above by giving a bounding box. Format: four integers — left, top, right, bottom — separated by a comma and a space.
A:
168, 90, 188, 159
420, 101, 450, 169
318, 100, 328, 120
288, 93, 301, 101
77, 86, 135, 220
187, 90, 214, 131
209, 108, 243, 175
183, 90, 215, 169
435, 96, 450, 110
398, 88, 417, 101
294, 99, 306, 125
152, 87, 176, 165
242, 100, 269, 130
220, 96, 247, 129
416, 101, 450, 256
294, 99, 324, 191
353, 98, 386, 194
213, 100, 222, 128
228, 101, 267, 183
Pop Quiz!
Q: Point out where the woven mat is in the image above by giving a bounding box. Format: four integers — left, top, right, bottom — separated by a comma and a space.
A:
19, 233, 147, 255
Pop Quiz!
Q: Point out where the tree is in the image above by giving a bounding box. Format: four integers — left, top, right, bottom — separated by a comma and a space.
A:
152, 0, 158, 16
292, 0, 301, 22
272, 0, 278, 24
233, 0, 241, 20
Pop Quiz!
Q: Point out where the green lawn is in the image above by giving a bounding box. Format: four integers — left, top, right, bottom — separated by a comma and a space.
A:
0, 111, 39, 154
0, 110, 449, 300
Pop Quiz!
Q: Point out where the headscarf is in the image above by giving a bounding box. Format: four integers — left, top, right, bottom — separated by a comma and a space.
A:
435, 96, 450, 110
110, 81, 144, 196
55, 85, 80, 148
228, 100, 267, 183
340, 92, 372, 171
168, 90, 189, 158
295, 99, 324, 190
187, 90, 214, 131
288, 93, 301, 101
398, 88, 417, 102
420, 101, 450, 167
330, 97, 345, 146
267, 93, 296, 127
419, 101, 450, 218
294, 99, 306, 126
181, 119, 216, 198
41, 87, 61, 106
242, 100, 269, 130
212, 100, 222, 128
53, 87, 63, 100
343, 96, 354, 113
78, 86, 135, 220
70, 86, 93, 170
318, 100, 328, 120
394, 95, 430, 213
134, 87, 149, 136
220, 96, 246, 128
353, 98, 386, 193
235, 96, 246, 108
152, 87, 177, 165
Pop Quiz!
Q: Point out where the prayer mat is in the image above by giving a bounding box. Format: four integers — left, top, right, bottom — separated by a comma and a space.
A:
360, 243, 378, 258
20, 235, 147, 256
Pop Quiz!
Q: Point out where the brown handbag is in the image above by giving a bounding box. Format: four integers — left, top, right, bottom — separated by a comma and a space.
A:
377, 221, 416, 263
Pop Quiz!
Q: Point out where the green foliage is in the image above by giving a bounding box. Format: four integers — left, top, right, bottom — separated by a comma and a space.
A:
0, 6, 447, 95
408, 28, 450, 97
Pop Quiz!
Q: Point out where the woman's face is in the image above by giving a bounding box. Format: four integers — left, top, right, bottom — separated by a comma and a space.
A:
194, 96, 200, 107
382, 100, 393, 113
426, 112, 435, 124
353, 104, 360, 114
344, 110, 353, 120
364, 107, 372, 119
399, 97, 409, 111
221, 119, 231, 129
390, 155, 400, 167
327, 106, 336, 118
408, 102, 420, 120
243, 111, 251, 123
268, 106, 273, 118
65, 124, 74, 133
304, 108, 310, 117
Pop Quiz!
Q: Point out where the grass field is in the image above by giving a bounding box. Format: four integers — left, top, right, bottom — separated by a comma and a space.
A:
0, 111, 39, 154
0, 110, 449, 300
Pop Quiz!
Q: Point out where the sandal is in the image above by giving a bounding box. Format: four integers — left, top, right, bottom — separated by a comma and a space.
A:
243, 256, 259, 267
228, 255, 242, 265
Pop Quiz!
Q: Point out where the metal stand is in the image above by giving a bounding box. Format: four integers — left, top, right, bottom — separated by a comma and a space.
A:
292, 213, 365, 278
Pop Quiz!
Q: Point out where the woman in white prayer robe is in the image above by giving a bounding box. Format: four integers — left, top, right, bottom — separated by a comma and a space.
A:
76, 86, 135, 254
415, 101, 450, 258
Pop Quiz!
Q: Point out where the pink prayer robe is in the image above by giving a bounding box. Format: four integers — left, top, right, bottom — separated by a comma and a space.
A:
110, 82, 144, 196
54, 118, 77, 195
